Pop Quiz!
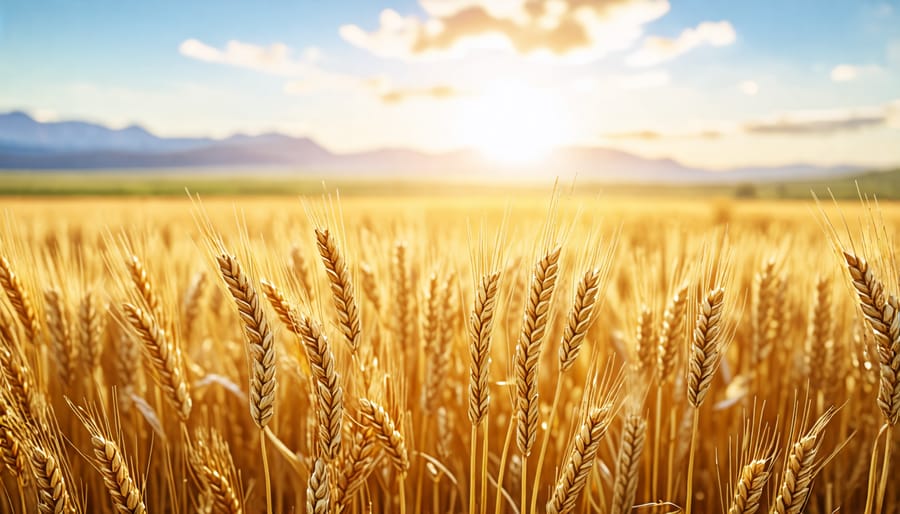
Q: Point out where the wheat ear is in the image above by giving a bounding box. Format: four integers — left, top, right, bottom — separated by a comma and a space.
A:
546, 406, 612, 514
559, 268, 601, 372
290, 244, 314, 297
43, 288, 74, 386
188, 428, 243, 514
297, 316, 343, 460
688, 287, 727, 408
260, 279, 301, 333
804, 276, 832, 386
515, 245, 561, 457
843, 252, 900, 425
307, 457, 331, 514
610, 412, 647, 514
424, 273, 452, 410
657, 283, 689, 382
126, 255, 159, 318
0, 256, 40, 343
0, 401, 29, 485
634, 305, 656, 374
359, 398, 409, 474
769, 409, 834, 514
181, 270, 206, 342
31, 446, 76, 514
122, 303, 192, 421
729, 459, 770, 514
217, 253, 277, 429
315, 228, 361, 353
334, 425, 378, 511
0, 344, 41, 426
69, 402, 146, 514
468, 271, 500, 426
79, 289, 104, 372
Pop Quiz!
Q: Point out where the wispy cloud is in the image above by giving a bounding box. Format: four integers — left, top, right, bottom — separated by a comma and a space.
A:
743, 108, 888, 135
605, 129, 724, 140
340, 0, 671, 61
626, 21, 736, 67
178, 39, 318, 76
829, 63, 882, 82
378, 84, 462, 103
605, 100, 900, 139
181, 38, 461, 105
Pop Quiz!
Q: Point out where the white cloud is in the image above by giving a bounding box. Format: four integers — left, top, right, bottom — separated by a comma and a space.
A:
830, 64, 859, 82
339, 0, 671, 62
178, 39, 319, 76
626, 20, 736, 67
830, 63, 882, 82
179, 38, 462, 106
739, 80, 759, 96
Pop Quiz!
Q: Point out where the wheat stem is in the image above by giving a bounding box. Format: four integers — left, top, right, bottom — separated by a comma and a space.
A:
260, 431, 272, 514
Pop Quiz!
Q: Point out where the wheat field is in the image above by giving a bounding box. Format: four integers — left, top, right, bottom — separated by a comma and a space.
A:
0, 193, 898, 514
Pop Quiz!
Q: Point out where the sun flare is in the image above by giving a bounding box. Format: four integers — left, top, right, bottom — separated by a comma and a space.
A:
460, 81, 568, 166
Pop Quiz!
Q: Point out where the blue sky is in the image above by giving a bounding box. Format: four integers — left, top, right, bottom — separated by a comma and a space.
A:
1, 0, 898, 168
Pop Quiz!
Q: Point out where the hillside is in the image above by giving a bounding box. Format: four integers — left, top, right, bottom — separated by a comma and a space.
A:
0, 111, 871, 185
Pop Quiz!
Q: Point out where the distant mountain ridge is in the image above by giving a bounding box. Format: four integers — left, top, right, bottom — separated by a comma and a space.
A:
0, 111, 868, 184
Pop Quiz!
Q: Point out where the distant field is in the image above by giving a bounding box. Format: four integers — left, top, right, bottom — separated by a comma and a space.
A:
0, 168, 897, 198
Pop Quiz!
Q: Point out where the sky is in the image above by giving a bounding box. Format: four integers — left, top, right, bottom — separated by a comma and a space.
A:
1, 0, 899, 169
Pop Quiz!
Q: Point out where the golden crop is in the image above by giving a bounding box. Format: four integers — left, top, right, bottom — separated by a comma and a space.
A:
0, 193, 897, 514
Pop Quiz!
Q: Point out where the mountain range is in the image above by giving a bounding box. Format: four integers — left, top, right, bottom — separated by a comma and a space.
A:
0, 111, 868, 184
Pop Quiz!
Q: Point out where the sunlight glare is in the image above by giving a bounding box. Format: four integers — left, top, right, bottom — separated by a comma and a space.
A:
460, 81, 568, 166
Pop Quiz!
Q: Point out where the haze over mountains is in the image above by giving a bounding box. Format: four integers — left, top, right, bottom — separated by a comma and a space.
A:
0, 111, 866, 184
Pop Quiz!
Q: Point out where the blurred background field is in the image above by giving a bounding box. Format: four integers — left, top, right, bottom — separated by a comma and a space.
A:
1, 169, 899, 199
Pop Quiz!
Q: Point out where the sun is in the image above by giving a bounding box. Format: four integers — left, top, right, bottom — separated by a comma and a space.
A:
459, 81, 569, 166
